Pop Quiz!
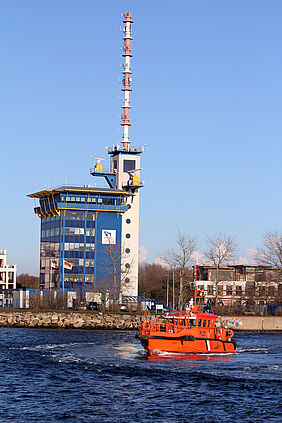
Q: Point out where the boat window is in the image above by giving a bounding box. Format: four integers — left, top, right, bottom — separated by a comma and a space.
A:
202, 320, 206, 327
168, 319, 174, 325
207, 320, 210, 327
198, 319, 202, 327
189, 318, 196, 327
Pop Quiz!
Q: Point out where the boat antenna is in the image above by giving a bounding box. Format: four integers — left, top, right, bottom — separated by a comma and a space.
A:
194, 264, 197, 306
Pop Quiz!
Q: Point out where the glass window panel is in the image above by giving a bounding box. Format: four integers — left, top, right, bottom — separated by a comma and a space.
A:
80, 228, 84, 235
75, 228, 80, 235
70, 243, 74, 250
79, 243, 84, 251
79, 259, 84, 266
87, 213, 95, 221
123, 159, 135, 172
75, 243, 79, 250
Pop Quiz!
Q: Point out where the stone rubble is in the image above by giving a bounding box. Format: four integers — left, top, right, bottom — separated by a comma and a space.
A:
0, 312, 142, 330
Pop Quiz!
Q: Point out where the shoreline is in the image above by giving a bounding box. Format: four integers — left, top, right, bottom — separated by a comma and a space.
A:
0, 311, 281, 332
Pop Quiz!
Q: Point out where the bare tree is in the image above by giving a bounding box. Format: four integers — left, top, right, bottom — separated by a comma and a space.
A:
257, 231, 282, 274
97, 242, 133, 308
204, 232, 238, 304
166, 231, 198, 309
17, 273, 39, 289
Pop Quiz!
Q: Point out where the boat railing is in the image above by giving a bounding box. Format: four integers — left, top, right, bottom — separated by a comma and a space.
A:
140, 313, 191, 333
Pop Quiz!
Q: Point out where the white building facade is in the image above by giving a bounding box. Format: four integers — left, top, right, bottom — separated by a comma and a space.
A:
0, 250, 17, 307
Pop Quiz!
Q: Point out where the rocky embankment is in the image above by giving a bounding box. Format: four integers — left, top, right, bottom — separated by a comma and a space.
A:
0, 311, 142, 330
0, 312, 281, 331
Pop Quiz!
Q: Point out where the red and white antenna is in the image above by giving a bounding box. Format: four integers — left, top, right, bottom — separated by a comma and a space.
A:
121, 12, 133, 151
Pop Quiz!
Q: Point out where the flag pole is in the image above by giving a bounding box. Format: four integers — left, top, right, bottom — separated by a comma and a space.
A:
63, 260, 65, 293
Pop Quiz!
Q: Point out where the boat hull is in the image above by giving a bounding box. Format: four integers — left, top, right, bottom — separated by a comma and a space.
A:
139, 335, 236, 355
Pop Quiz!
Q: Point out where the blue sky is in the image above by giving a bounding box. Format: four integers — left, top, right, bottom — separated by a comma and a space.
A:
1, 0, 281, 274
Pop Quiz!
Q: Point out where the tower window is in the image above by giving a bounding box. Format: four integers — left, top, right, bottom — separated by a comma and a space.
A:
126, 219, 131, 224
125, 278, 130, 283
125, 233, 131, 239
113, 160, 117, 170
123, 160, 135, 172
125, 263, 130, 268
125, 248, 130, 253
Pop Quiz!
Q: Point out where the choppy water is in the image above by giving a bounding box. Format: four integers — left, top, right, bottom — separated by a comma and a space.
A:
0, 329, 281, 422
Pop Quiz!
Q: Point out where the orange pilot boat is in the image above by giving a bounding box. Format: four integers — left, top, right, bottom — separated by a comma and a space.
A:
137, 270, 237, 356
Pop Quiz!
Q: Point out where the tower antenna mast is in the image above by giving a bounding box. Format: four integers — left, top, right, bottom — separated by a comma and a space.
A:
121, 12, 133, 151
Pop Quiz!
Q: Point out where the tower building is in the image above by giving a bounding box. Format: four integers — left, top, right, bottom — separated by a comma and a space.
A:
28, 12, 143, 299
91, 12, 143, 296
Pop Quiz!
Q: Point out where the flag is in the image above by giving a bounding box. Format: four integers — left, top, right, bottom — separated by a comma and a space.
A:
51, 261, 59, 269
63, 260, 72, 270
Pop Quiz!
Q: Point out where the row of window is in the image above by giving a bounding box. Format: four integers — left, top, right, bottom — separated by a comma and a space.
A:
63, 243, 95, 252
63, 196, 119, 205
42, 228, 60, 238
64, 274, 94, 282
64, 227, 95, 236
197, 319, 213, 328
205, 285, 243, 295
63, 258, 95, 267
43, 216, 60, 222
65, 211, 95, 221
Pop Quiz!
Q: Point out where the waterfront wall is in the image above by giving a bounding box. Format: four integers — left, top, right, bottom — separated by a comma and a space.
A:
220, 315, 282, 332
0, 312, 142, 330
0, 312, 281, 331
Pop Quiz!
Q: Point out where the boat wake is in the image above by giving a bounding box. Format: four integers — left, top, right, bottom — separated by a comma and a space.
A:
236, 347, 268, 353
146, 350, 234, 361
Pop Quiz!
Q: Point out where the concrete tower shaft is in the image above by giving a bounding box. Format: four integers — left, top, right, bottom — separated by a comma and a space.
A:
121, 12, 133, 151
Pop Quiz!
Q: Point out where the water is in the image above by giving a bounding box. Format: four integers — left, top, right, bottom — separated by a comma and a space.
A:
0, 329, 281, 422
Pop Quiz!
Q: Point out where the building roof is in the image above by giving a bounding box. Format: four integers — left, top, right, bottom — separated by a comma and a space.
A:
195, 264, 274, 270
27, 185, 133, 198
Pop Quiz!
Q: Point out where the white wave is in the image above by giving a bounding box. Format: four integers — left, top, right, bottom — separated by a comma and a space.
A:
236, 347, 268, 353
12, 342, 94, 351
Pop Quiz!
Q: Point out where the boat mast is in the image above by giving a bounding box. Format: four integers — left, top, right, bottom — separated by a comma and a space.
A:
194, 264, 197, 306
